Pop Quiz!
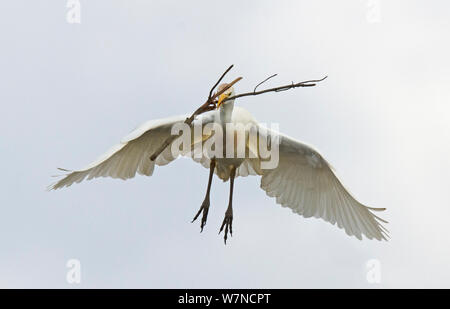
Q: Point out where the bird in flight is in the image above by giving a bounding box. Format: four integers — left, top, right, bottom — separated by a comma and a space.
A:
50, 83, 388, 243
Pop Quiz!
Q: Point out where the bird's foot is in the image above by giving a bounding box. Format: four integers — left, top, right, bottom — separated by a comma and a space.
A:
191, 197, 210, 232
219, 209, 233, 244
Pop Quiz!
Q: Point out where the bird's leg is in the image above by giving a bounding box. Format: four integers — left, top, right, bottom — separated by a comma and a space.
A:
219, 166, 236, 244
192, 159, 216, 232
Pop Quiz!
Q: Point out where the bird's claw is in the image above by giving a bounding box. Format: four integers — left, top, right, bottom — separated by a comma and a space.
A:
219, 210, 233, 244
192, 197, 210, 232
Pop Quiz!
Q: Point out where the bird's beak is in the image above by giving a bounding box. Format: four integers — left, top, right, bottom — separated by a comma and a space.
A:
217, 93, 230, 109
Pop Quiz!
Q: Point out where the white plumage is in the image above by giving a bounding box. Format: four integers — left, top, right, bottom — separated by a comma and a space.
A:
50, 85, 388, 241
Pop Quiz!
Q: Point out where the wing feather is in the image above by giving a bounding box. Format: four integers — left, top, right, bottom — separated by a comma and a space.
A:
258, 127, 388, 241
49, 113, 216, 190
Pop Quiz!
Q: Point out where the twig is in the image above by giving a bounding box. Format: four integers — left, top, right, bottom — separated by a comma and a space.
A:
226, 76, 328, 102
208, 64, 234, 100
254, 74, 277, 92
149, 66, 241, 161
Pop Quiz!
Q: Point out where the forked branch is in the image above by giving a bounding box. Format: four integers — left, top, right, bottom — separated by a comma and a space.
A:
227, 76, 328, 102
149, 65, 327, 161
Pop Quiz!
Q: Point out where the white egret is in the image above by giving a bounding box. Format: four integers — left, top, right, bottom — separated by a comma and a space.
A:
50, 83, 388, 243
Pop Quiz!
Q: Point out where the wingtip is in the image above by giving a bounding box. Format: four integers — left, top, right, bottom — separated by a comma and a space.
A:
367, 206, 386, 212
46, 183, 56, 192
57, 167, 72, 172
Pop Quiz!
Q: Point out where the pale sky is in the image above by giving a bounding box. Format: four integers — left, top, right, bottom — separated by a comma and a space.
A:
1, 0, 449, 288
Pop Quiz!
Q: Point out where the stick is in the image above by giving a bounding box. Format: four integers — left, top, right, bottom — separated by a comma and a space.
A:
149, 66, 327, 162
254, 74, 277, 92
208, 64, 234, 100
149, 68, 241, 161
226, 76, 328, 102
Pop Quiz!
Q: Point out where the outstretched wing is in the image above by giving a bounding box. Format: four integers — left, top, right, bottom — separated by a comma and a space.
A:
257, 127, 388, 241
49, 113, 216, 190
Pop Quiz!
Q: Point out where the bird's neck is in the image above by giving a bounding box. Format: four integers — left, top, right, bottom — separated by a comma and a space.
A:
219, 101, 234, 125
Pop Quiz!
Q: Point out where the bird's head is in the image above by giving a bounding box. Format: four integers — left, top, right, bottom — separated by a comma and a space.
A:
216, 83, 235, 109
